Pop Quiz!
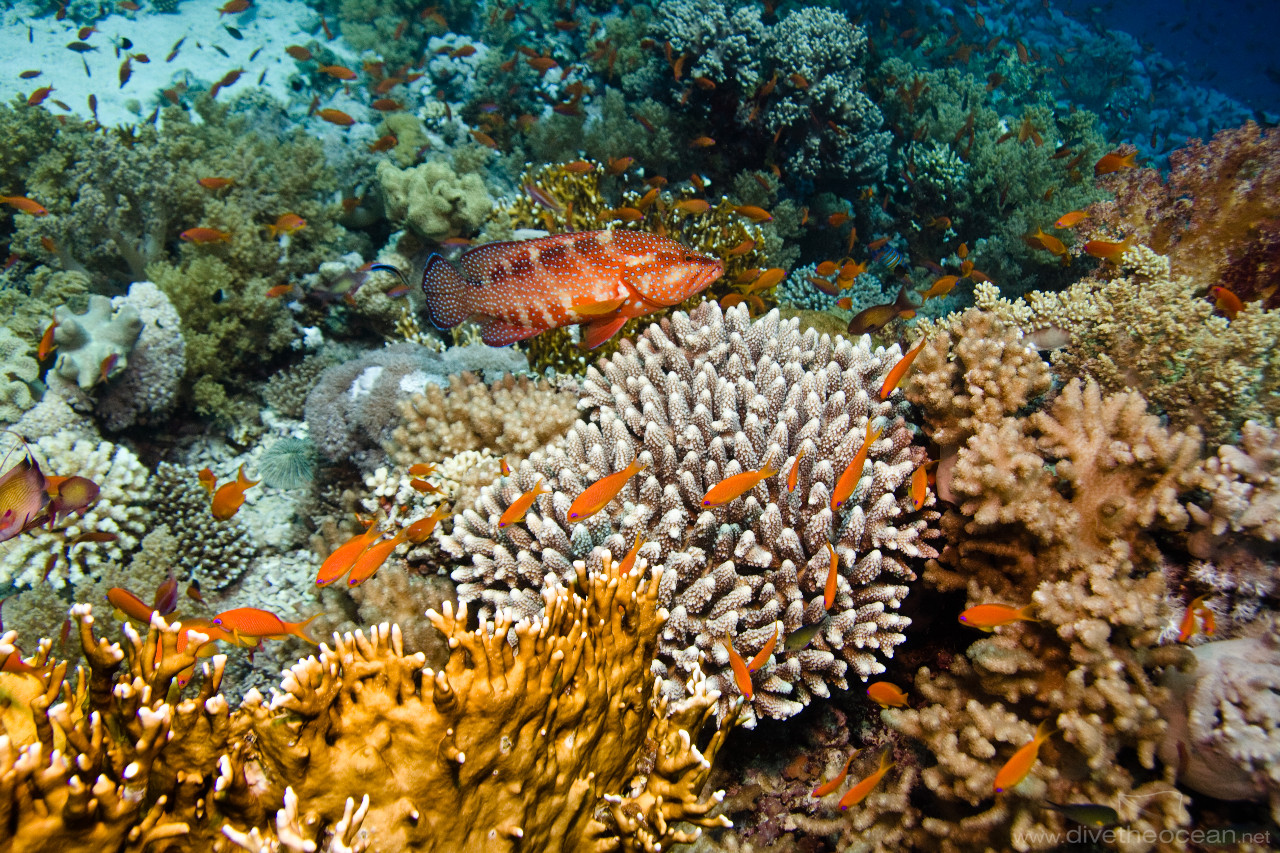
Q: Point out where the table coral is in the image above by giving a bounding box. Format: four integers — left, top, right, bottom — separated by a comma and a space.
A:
445, 302, 940, 726
1, 553, 733, 853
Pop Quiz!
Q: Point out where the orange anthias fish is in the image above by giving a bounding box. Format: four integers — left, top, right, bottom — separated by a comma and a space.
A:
42, 473, 98, 525
210, 463, 258, 521
812, 751, 859, 797
346, 528, 409, 587
267, 213, 306, 237
0, 196, 49, 216
746, 624, 778, 673
316, 520, 383, 587
831, 421, 883, 512
197, 177, 234, 190
847, 286, 918, 335
616, 533, 646, 575
180, 227, 232, 244
408, 231, 723, 348
1093, 151, 1139, 177
786, 448, 807, 492
1029, 227, 1067, 256
910, 462, 930, 510
839, 750, 894, 809
959, 602, 1037, 631
722, 634, 753, 700
0, 646, 51, 679
702, 460, 780, 507
405, 504, 451, 544
1178, 594, 1214, 642
212, 607, 319, 643
567, 459, 647, 523
879, 337, 928, 400
919, 275, 959, 302
37, 318, 57, 360
1210, 286, 1244, 320
499, 477, 552, 528
1055, 210, 1088, 228
1082, 238, 1131, 262
823, 542, 840, 609
0, 455, 49, 543
866, 681, 908, 708
994, 720, 1056, 793
107, 586, 155, 622
198, 467, 216, 495
317, 108, 355, 126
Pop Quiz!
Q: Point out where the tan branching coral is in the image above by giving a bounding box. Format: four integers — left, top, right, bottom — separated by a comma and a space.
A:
386, 371, 581, 468
880, 366, 1202, 850
906, 307, 1053, 449
972, 248, 1280, 444
1, 556, 731, 852
245, 555, 731, 853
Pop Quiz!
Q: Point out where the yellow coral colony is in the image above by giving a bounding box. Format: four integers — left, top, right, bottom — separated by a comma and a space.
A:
0, 553, 732, 852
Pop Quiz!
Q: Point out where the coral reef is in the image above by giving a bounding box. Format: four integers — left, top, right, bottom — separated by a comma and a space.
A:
386, 371, 581, 468
304, 343, 528, 469
0, 552, 732, 852
1082, 122, 1280, 309
971, 248, 1280, 444
149, 461, 254, 591
0, 325, 39, 424
95, 281, 186, 431
445, 303, 940, 725
50, 294, 143, 390
0, 432, 151, 589
1160, 625, 1280, 818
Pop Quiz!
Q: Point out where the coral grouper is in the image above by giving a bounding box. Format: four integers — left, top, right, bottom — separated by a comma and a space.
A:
417, 230, 723, 347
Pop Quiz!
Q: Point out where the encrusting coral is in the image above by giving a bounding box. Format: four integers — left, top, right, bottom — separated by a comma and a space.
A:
445, 302, 940, 726
0, 551, 733, 853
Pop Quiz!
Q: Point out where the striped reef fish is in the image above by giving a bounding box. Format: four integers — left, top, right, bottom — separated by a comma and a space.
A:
415, 230, 724, 347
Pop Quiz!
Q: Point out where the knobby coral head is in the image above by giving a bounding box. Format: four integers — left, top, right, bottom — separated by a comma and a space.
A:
444, 301, 941, 726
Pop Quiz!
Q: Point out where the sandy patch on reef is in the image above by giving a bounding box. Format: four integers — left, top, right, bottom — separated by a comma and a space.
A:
0, 0, 359, 128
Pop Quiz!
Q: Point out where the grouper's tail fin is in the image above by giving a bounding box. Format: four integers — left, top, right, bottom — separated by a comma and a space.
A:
421, 254, 471, 329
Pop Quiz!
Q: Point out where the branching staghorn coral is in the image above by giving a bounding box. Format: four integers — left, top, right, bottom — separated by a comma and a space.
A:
0, 554, 730, 852
444, 302, 940, 726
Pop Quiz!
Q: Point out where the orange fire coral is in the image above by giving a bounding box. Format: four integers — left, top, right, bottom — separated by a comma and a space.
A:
0, 553, 733, 852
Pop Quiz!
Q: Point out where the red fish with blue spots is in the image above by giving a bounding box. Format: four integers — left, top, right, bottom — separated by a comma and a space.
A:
404, 230, 723, 347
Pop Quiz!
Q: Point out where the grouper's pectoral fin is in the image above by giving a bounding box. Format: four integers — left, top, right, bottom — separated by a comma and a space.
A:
569, 296, 627, 318
479, 319, 546, 347
583, 315, 628, 349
